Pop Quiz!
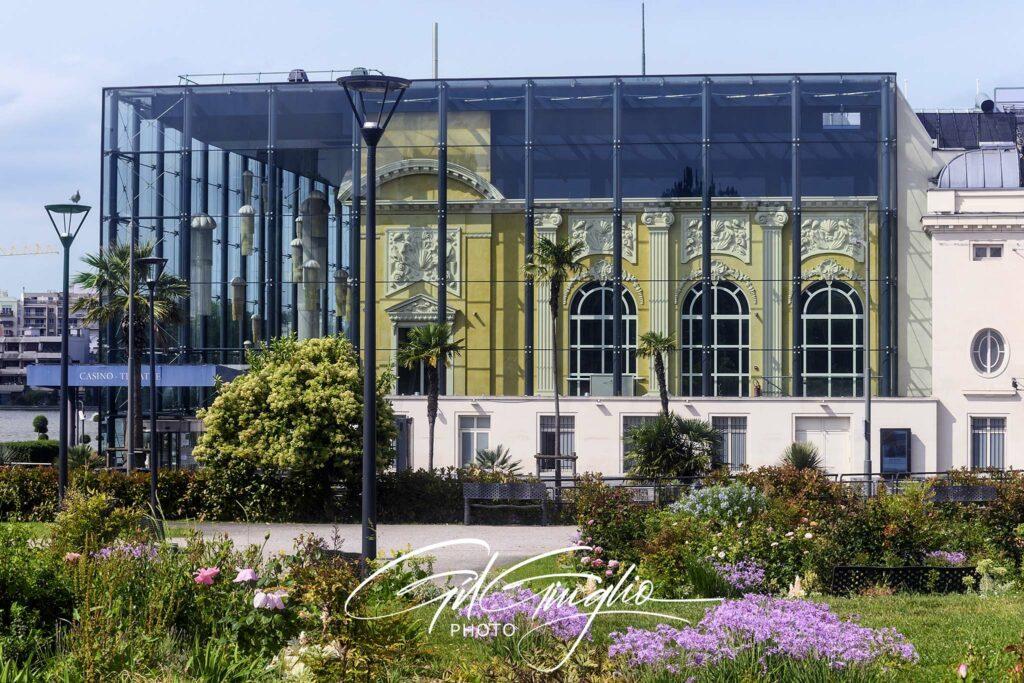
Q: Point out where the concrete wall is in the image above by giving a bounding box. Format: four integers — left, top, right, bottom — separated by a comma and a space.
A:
926, 189, 1024, 470
391, 395, 939, 476
895, 89, 943, 397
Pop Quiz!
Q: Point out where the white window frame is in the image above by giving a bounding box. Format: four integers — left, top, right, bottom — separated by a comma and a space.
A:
972, 243, 1003, 260
457, 414, 491, 467
802, 280, 864, 397
568, 282, 637, 396
537, 414, 576, 475
969, 415, 1006, 470
711, 414, 748, 471
822, 111, 862, 130
680, 281, 750, 396
971, 328, 1008, 377
621, 413, 660, 474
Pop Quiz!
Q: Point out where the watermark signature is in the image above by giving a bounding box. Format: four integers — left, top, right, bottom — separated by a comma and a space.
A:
343, 539, 719, 672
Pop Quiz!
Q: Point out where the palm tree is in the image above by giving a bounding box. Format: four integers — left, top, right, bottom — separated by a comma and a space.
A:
637, 331, 675, 414
523, 237, 586, 472
396, 322, 463, 470
73, 242, 187, 467
781, 442, 822, 470
474, 445, 521, 476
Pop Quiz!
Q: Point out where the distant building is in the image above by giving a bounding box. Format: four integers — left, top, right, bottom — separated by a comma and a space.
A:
17, 290, 94, 337
0, 291, 16, 337
0, 289, 96, 404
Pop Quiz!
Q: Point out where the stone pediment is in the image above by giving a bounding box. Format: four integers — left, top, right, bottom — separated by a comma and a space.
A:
385, 294, 457, 324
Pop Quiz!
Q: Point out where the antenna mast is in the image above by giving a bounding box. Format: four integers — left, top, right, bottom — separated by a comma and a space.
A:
641, 3, 646, 76
433, 22, 439, 79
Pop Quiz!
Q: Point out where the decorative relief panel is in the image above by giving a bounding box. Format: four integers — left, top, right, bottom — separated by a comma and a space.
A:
386, 227, 460, 295
800, 215, 865, 261
681, 214, 751, 263
803, 258, 859, 283
563, 259, 645, 306
569, 214, 637, 263
676, 260, 759, 305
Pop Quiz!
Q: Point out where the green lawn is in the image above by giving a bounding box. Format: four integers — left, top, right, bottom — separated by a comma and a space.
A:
0, 520, 195, 539
425, 554, 1024, 681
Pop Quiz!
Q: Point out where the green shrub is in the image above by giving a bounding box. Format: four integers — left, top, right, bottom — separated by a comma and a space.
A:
195, 336, 396, 481
376, 468, 464, 523
0, 467, 57, 521
570, 474, 648, 570
671, 482, 766, 523
0, 525, 73, 663
0, 441, 57, 465
31, 416, 48, 440
49, 491, 151, 554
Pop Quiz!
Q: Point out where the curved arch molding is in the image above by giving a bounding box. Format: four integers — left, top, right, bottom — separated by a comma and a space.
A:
335, 158, 505, 202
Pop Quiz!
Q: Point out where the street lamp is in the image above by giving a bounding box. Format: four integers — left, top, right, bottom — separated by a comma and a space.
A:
137, 255, 167, 519
338, 71, 410, 562
45, 194, 91, 504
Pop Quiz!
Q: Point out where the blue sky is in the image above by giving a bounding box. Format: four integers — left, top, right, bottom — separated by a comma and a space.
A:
0, 0, 1021, 292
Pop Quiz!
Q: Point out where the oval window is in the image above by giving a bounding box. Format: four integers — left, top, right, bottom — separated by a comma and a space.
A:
971, 328, 1007, 375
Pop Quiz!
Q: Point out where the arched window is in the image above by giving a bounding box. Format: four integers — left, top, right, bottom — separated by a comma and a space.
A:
801, 280, 864, 397
680, 282, 750, 396
569, 282, 637, 396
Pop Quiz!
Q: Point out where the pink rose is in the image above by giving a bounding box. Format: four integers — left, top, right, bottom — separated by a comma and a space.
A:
253, 589, 287, 610
193, 567, 220, 586
233, 568, 258, 583
605, 569, 613, 577
580, 556, 591, 566
608, 560, 620, 569
64, 552, 82, 563
592, 558, 604, 568
593, 546, 603, 555
587, 519, 595, 526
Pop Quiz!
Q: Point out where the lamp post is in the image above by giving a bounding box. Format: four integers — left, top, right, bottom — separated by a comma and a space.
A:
137, 255, 167, 518
45, 195, 91, 504
338, 71, 410, 562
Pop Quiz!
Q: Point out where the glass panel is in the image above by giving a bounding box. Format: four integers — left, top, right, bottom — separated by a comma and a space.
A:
800, 76, 883, 144
534, 79, 614, 145
534, 144, 612, 199
709, 143, 790, 197
621, 78, 702, 144
191, 86, 270, 151
709, 77, 792, 143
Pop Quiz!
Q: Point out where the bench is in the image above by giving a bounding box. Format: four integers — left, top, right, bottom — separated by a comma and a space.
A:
931, 484, 997, 503
463, 482, 549, 526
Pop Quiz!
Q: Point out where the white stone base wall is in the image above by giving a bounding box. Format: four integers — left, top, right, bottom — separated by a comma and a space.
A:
389, 395, 943, 476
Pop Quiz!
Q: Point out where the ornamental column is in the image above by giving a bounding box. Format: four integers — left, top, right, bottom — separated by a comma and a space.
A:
756, 206, 788, 396
534, 209, 561, 396
642, 209, 674, 391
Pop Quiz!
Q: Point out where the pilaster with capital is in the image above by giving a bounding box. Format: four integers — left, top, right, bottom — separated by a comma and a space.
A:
642, 209, 674, 391
756, 206, 787, 395
534, 210, 561, 395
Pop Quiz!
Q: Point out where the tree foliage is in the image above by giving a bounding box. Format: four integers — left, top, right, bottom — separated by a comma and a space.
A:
625, 413, 719, 480
194, 336, 396, 481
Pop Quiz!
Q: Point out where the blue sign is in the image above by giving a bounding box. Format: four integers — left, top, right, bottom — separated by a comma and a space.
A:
26, 364, 245, 388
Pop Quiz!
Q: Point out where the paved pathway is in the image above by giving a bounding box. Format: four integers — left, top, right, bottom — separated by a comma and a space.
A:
190, 523, 576, 574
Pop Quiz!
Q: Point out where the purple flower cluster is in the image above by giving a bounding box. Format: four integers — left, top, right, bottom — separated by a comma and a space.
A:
924, 550, 967, 566
91, 543, 159, 561
608, 595, 918, 671
712, 559, 766, 592
459, 587, 591, 641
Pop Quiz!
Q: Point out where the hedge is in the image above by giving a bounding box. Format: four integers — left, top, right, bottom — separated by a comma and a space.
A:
0, 440, 59, 464
0, 464, 540, 524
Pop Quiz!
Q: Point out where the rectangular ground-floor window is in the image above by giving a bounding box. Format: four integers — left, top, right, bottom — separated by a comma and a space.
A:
622, 414, 660, 474
712, 416, 748, 470
458, 415, 490, 467
539, 415, 575, 475
971, 417, 1006, 470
